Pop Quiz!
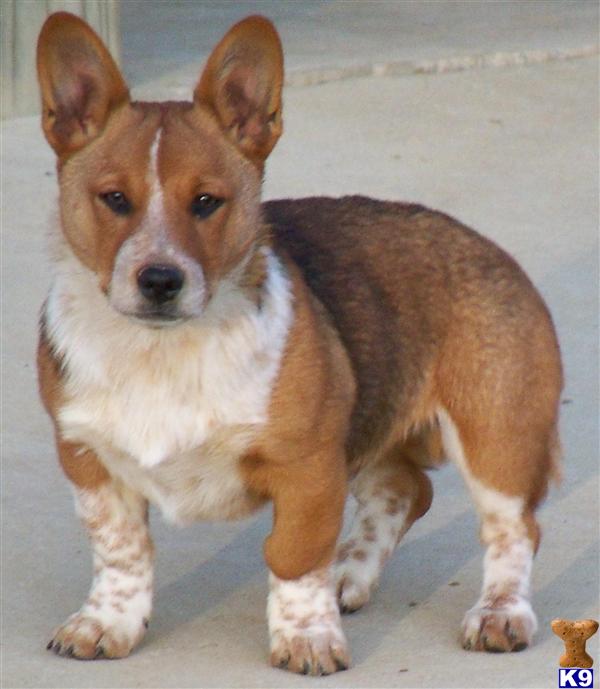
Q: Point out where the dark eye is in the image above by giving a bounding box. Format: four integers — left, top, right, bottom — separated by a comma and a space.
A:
99, 191, 131, 216
191, 194, 223, 219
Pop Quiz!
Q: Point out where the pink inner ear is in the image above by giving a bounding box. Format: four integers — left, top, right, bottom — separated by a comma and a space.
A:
55, 67, 91, 109
38, 14, 129, 155
57, 70, 96, 123
222, 65, 261, 122
222, 75, 270, 151
50, 65, 103, 144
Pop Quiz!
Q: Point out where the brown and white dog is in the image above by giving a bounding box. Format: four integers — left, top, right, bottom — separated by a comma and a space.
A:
36, 12, 563, 675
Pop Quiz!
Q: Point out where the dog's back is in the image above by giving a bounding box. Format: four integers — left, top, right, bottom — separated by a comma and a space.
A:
268, 196, 561, 473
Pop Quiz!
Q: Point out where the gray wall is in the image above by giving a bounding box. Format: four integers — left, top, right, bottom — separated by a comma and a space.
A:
1, 0, 120, 119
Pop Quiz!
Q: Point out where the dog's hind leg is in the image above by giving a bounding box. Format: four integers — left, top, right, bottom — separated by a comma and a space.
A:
437, 407, 560, 652
334, 442, 434, 613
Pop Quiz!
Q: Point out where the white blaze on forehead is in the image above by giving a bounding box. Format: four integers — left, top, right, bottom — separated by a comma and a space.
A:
148, 126, 162, 183
146, 126, 165, 226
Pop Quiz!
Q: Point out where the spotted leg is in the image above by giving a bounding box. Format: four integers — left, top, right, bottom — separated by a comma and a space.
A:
47, 445, 153, 659
268, 567, 349, 675
335, 454, 433, 613
437, 408, 544, 652
460, 504, 537, 652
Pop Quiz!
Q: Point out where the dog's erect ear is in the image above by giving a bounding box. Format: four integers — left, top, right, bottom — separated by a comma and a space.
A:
194, 15, 284, 168
37, 12, 129, 158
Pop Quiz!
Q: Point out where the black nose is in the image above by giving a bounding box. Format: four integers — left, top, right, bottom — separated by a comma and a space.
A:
137, 265, 184, 304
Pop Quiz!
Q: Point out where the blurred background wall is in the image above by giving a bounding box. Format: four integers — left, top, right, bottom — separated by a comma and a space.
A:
1, 0, 119, 118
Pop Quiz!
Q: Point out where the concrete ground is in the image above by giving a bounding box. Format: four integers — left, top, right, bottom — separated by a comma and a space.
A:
1, 2, 598, 688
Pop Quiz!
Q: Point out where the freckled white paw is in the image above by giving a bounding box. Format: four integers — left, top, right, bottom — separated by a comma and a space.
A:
461, 599, 537, 653
270, 626, 350, 676
268, 569, 350, 675
47, 610, 148, 659
335, 568, 372, 614
335, 540, 383, 613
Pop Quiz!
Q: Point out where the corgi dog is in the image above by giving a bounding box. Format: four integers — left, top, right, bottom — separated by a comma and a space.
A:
36, 12, 563, 675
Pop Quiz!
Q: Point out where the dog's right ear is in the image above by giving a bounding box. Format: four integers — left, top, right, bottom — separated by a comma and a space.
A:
37, 12, 129, 158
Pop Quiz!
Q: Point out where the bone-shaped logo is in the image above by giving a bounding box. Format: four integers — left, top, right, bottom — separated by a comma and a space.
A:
552, 619, 599, 669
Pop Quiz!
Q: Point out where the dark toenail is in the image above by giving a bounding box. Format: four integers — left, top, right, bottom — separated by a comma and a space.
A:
513, 642, 528, 652
340, 603, 358, 614
143, 617, 149, 629
335, 657, 349, 671
47, 640, 54, 650
301, 660, 310, 675
504, 620, 517, 641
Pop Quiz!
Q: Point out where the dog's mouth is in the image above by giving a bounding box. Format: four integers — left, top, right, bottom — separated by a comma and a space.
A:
136, 314, 185, 328
120, 308, 188, 329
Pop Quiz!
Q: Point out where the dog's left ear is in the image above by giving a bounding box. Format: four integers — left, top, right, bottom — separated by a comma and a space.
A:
194, 15, 283, 169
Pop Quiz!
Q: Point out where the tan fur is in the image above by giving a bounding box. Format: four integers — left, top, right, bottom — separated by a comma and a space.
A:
241, 263, 355, 579
39, 318, 110, 490
36, 12, 563, 675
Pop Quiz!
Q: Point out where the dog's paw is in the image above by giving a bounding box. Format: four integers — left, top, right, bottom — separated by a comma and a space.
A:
334, 539, 383, 613
270, 629, 350, 676
335, 570, 372, 614
268, 568, 350, 675
47, 611, 148, 659
461, 600, 537, 653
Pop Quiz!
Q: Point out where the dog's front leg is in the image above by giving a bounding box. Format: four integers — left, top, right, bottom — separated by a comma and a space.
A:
262, 453, 349, 675
268, 566, 348, 675
48, 441, 153, 659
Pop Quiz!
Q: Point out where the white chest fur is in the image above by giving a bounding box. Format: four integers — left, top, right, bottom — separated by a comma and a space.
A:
46, 248, 292, 524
